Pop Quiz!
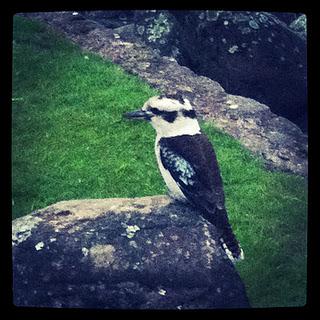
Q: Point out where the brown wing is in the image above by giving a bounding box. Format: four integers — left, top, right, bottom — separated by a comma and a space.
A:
159, 133, 225, 214
160, 134, 243, 261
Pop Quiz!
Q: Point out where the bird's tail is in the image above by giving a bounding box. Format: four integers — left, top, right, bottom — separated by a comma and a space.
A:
204, 209, 244, 263
219, 234, 244, 263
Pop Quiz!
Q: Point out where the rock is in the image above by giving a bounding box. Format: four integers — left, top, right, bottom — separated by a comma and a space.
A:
213, 95, 308, 175
12, 196, 250, 309
18, 12, 308, 177
168, 11, 307, 132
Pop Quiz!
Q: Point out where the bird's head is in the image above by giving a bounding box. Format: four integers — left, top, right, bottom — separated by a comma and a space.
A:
124, 94, 201, 137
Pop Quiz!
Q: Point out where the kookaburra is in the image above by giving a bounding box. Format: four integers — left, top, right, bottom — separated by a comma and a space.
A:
124, 94, 243, 262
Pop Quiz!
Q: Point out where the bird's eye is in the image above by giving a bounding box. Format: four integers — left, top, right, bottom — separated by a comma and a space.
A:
162, 111, 177, 123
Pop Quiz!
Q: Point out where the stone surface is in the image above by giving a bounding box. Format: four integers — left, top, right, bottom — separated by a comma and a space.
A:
169, 11, 307, 131
19, 12, 307, 177
12, 196, 250, 309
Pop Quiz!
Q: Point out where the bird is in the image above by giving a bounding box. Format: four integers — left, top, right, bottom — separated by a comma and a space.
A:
124, 94, 244, 262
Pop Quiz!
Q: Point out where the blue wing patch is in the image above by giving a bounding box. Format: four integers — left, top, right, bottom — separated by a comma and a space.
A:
161, 147, 195, 186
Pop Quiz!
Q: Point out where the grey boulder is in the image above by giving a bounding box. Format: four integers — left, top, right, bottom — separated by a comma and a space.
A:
12, 196, 250, 309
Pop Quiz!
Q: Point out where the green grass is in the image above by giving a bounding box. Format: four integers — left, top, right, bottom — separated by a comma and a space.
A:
12, 15, 307, 308
12, 15, 162, 217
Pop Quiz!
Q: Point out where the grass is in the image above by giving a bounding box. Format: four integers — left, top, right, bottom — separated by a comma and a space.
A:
12, 15, 162, 217
12, 15, 307, 308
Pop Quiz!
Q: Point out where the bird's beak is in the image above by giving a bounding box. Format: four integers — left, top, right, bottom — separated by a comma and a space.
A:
123, 109, 152, 121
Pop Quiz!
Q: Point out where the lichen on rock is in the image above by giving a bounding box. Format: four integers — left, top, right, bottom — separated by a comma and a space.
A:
289, 14, 306, 39
146, 12, 172, 43
89, 244, 116, 269
12, 213, 43, 246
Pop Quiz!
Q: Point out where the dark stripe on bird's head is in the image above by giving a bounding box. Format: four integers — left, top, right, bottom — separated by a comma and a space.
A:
148, 107, 178, 123
182, 109, 197, 119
